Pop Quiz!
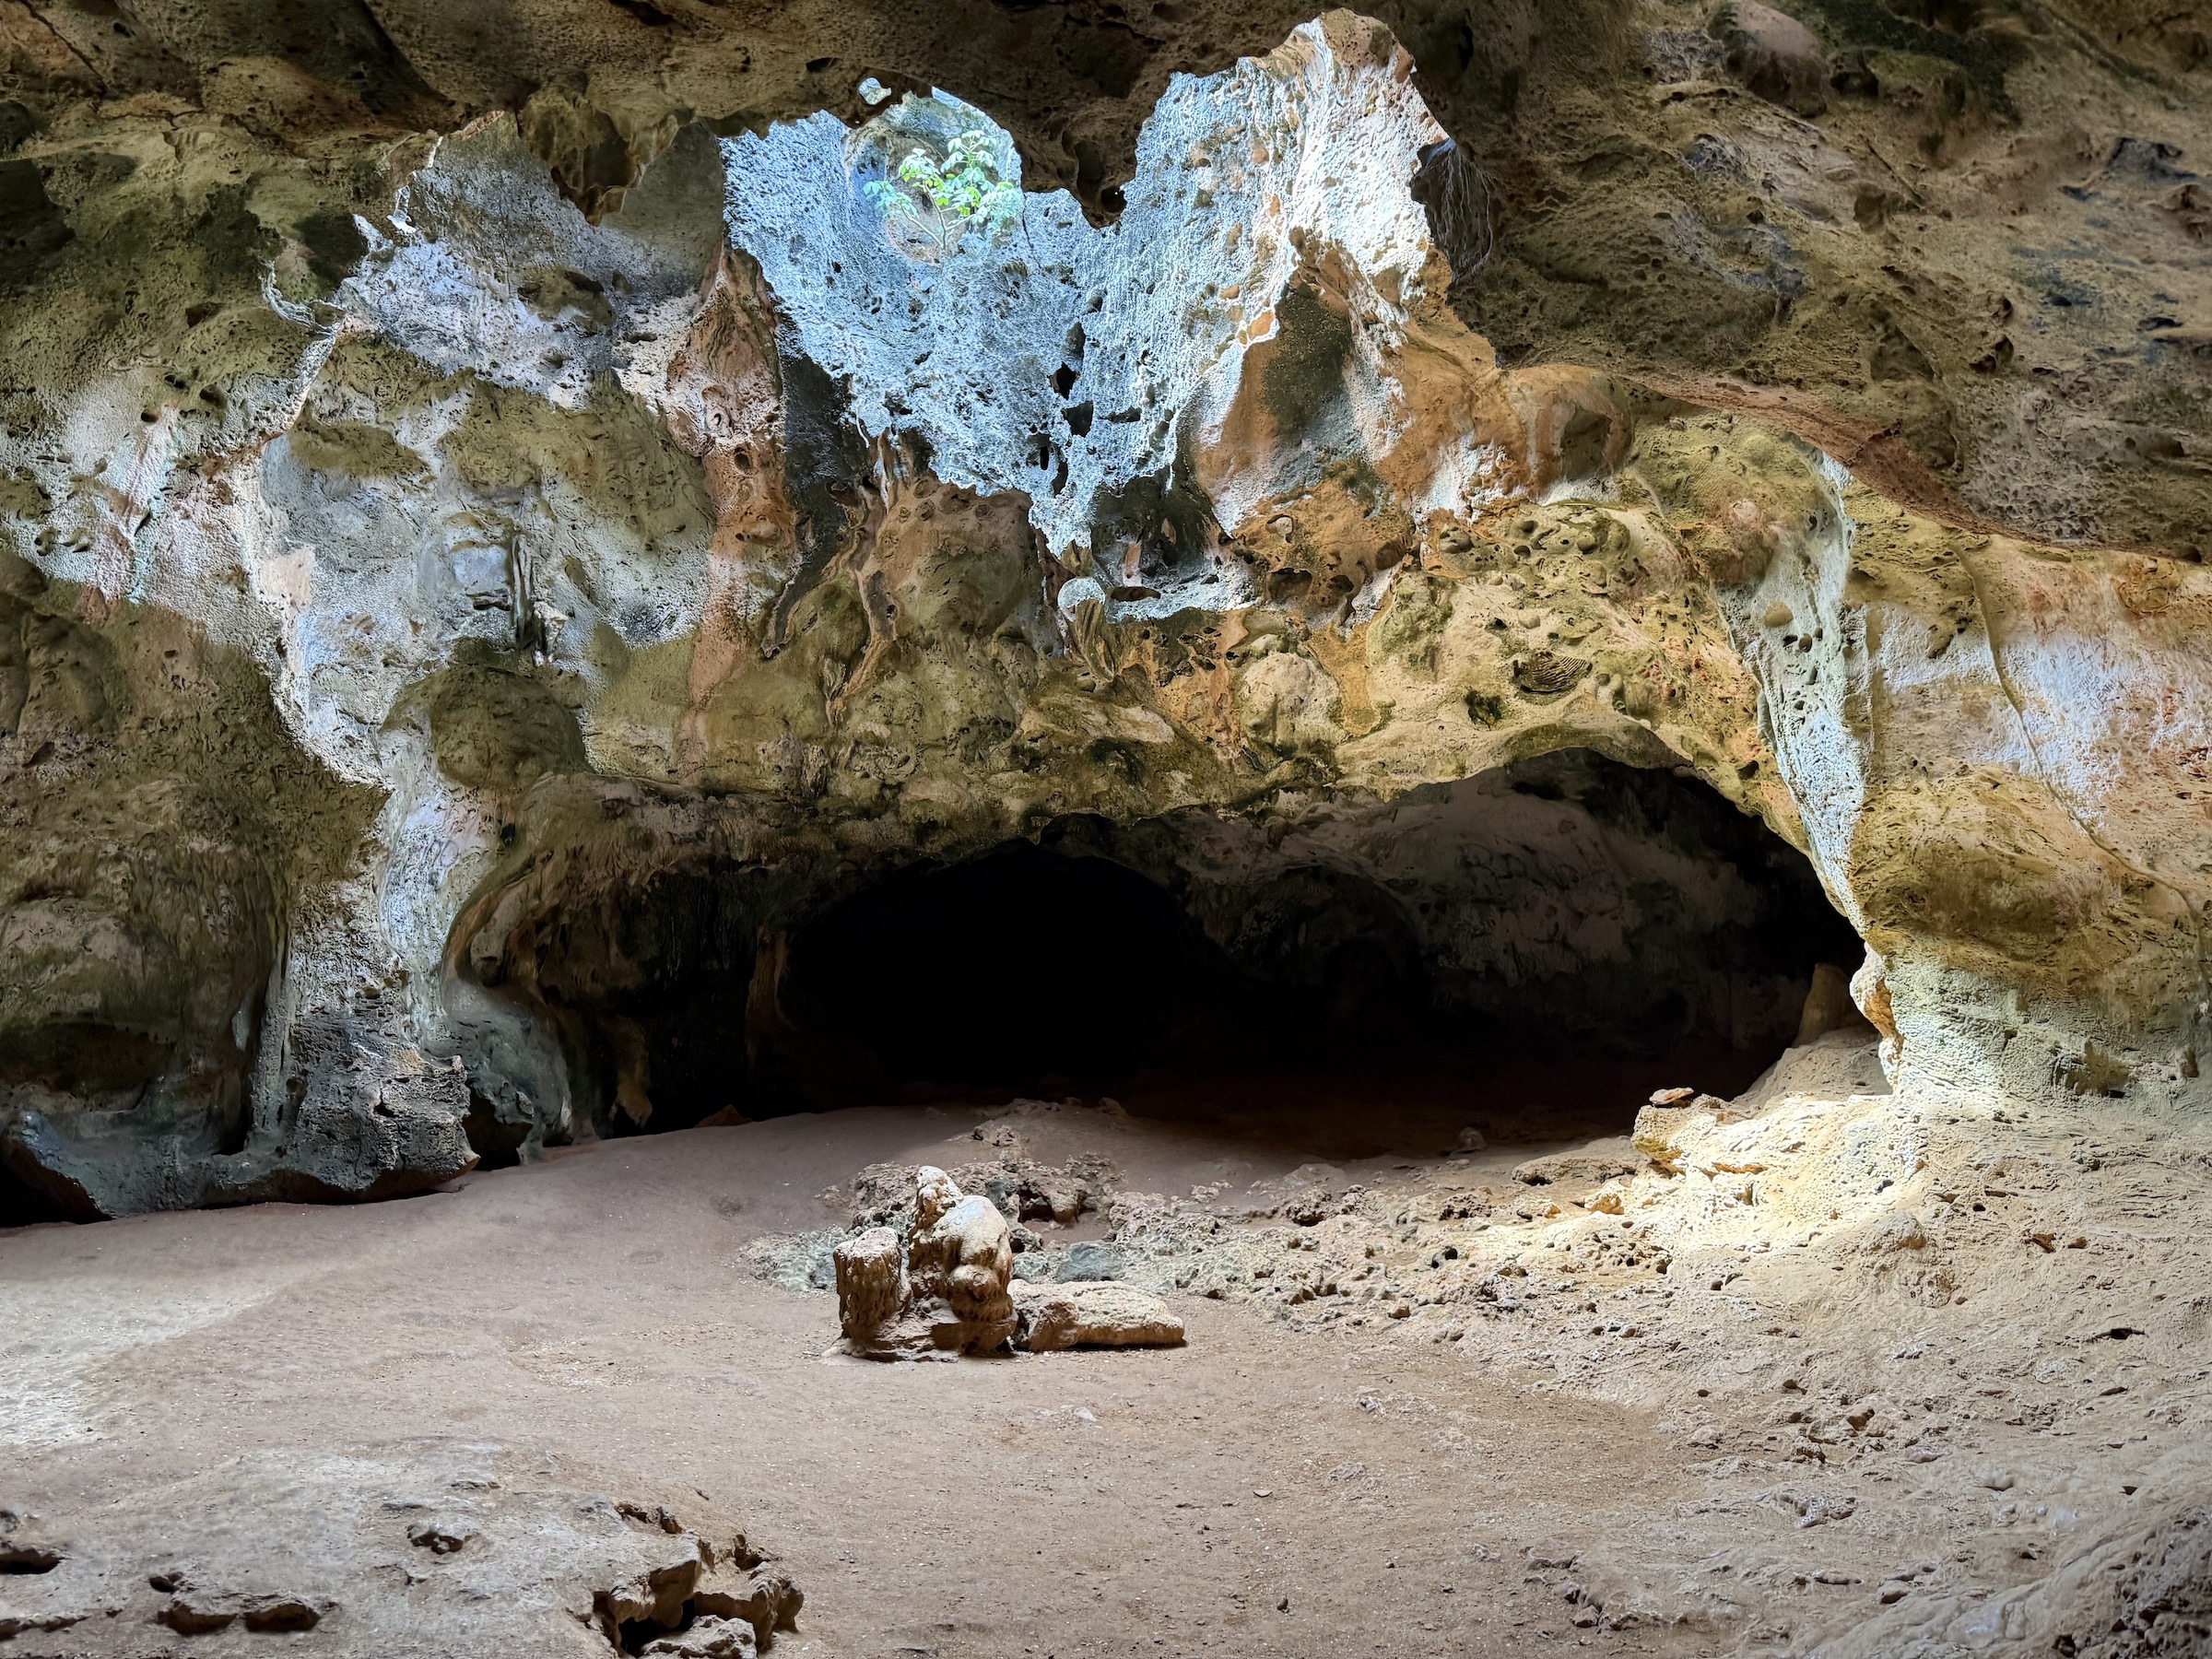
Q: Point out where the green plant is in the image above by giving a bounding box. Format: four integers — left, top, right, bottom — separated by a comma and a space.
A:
863, 129, 1020, 258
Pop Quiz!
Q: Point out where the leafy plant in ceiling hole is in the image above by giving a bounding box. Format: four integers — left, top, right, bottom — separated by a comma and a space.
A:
864, 128, 1021, 261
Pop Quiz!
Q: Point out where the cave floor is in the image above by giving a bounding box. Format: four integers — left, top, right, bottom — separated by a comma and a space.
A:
5, 1047, 2210, 1657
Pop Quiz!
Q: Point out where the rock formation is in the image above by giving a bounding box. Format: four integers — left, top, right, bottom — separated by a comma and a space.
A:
831, 1161, 1182, 1356
833, 1165, 1018, 1356
0, 3, 2206, 1218
1010, 1279, 1188, 1352
0, 1444, 803, 1656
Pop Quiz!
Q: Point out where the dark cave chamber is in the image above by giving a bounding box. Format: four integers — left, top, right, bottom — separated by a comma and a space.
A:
491, 749, 1866, 1163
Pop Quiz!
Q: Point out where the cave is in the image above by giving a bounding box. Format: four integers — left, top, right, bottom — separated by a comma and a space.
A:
4, 4, 2209, 1653
502, 749, 1864, 1160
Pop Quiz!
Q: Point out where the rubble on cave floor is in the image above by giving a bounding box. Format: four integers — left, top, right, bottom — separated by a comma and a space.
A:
10, 1037, 2212, 1654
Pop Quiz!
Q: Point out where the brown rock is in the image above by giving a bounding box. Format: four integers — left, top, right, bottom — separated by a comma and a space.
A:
1012, 1281, 1185, 1352
832, 1227, 905, 1345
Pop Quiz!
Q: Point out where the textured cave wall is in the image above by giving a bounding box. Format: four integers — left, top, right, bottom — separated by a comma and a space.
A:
2, 0, 2202, 550
0, 6, 2204, 1216
453, 748, 1860, 1142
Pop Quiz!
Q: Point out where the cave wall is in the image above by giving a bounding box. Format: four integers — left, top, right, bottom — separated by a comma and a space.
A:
466, 750, 1857, 1137
0, 6, 2204, 1215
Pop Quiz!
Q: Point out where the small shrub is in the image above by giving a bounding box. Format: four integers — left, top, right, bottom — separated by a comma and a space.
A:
862, 124, 1021, 260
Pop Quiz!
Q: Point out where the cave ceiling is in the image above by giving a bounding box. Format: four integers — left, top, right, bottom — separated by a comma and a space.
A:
0, 0, 2206, 1216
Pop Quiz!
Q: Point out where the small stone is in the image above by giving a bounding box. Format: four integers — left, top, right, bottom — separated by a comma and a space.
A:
159, 1598, 237, 1635
241, 1599, 321, 1634
407, 1519, 475, 1554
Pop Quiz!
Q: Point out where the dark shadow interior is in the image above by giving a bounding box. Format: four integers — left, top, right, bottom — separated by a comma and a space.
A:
0, 1158, 75, 1229
782, 842, 1220, 1088
506, 749, 1867, 1158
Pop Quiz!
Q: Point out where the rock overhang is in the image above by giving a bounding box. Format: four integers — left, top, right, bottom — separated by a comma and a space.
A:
0, 8, 2206, 1218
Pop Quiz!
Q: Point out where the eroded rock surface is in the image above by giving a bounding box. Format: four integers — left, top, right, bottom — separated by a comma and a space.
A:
0, 6, 2205, 1215
0, 1443, 801, 1658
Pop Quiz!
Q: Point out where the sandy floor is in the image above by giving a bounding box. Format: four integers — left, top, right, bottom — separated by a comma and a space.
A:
5, 1040, 2210, 1657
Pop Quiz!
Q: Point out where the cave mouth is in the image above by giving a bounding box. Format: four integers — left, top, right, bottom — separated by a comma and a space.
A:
0, 1158, 76, 1229
511, 748, 1866, 1160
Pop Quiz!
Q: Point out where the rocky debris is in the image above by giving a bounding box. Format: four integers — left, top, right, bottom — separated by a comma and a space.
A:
1805, 1499, 2212, 1658
842, 1143, 1117, 1235
1061, 1241, 1126, 1283
1270, 1163, 1356, 1227
747, 1230, 845, 1294
833, 1167, 1016, 1358
1010, 1280, 1185, 1353
0, 1445, 797, 1657
1012, 1238, 1128, 1283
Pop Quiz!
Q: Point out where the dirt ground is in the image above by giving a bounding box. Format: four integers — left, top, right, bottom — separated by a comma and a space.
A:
6, 1036, 2210, 1658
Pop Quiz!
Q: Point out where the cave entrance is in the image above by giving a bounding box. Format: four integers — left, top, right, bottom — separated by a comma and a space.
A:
0, 1157, 75, 1229
514, 748, 1866, 1161
778, 842, 1204, 1091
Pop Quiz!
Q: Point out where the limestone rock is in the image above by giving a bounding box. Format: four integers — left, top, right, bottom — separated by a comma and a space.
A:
834, 1169, 1015, 1358
0, 1442, 798, 1658
1011, 1280, 1186, 1353
0, 6, 2207, 1218
643, 1615, 756, 1659
700, 1565, 805, 1644
904, 1184, 1018, 1353
1632, 1095, 1745, 1172
831, 1228, 905, 1345
1794, 961, 1871, 1047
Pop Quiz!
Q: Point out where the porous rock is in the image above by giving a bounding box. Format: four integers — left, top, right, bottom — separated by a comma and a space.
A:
0, 6, 2206, 1217
1011, 1280, 1187, 1353
831, 1227, 905, 1344
835, 1168, 1016, 1358
644, 1616, 757, 1659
